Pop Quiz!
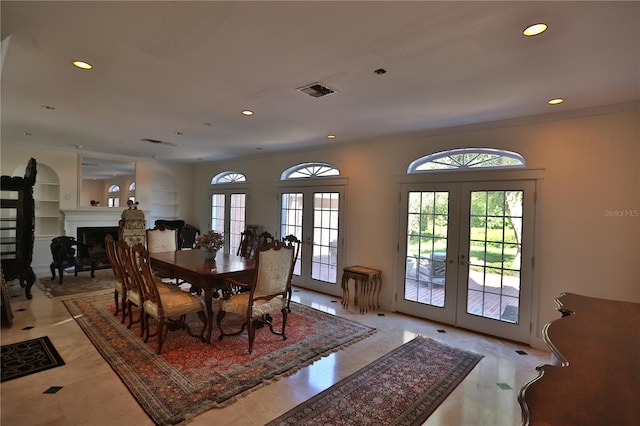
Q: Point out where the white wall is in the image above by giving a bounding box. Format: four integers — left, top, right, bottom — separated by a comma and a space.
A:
192, 107, 639, 348
2, 106, 638, 348
0, 145, 195, 272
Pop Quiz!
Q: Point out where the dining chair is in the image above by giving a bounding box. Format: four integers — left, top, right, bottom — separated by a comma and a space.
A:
281, 234, 301, 312
129, 243, 207, 354
104, 234, 126, 321
146, 227, 180, 284
146, 228, 178, 253
257, 231, 275, 250
217, 240, 294, 354
237, 229, 257, 258
116, 239, 145, 334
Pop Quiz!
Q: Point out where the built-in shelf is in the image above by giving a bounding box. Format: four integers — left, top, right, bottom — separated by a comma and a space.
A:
34, 166, 61, 236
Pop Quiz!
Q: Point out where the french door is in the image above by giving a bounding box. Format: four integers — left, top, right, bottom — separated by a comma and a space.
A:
397, 180, 536, 343
279, 184, 345, 296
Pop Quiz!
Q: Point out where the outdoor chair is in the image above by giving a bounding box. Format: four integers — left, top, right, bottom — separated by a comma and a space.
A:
217, 240, 294, 354
129, 243, 207, 354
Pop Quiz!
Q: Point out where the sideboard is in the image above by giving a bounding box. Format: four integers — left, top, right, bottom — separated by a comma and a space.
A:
518, 293, 640, 425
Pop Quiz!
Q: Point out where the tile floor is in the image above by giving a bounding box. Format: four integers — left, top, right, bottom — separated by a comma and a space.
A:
1, 275, 549, 426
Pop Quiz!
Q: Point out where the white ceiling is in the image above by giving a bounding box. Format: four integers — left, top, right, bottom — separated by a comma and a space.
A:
1, 1, 638, 163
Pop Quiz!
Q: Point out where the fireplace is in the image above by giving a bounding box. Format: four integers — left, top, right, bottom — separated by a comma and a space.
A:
77, 227, 119, 269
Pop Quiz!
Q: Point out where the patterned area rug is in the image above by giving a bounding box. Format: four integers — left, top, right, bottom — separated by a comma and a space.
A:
266, 336, 483, 426
1, 336, 66, 382
63, 292, 375, 426
36, 269, 114, 297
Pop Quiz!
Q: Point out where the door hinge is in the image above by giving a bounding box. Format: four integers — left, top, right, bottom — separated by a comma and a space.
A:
531, 256, 535, 268
533, 191, 537, 204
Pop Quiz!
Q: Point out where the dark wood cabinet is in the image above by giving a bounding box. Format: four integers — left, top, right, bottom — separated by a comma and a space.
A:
1, 158, 37, 299
518, 293, 640, 425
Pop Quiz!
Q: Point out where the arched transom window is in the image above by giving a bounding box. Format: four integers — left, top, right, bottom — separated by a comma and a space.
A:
280, 162, 340, 180
408, 148, 525, 173
211, 171, 247, 184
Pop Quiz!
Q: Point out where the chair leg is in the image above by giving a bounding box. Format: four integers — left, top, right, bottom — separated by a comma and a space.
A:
248, 318, 255, 354
216, 310, 226, 339
114, 290, 120, 316
156, 320, 165, 354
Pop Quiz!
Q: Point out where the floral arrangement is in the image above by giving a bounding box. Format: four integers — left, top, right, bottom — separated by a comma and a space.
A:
195, 230, 224, 251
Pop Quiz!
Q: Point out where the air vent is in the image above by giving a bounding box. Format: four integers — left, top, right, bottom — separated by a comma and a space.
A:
296, 83, 336, 98
141, 138, 179, 147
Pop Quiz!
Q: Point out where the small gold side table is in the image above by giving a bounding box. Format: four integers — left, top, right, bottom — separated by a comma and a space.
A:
341, 265, 382, 313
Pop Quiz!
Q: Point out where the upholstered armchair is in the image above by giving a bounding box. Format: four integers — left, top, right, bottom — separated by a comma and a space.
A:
49, 236, 96, 284
217, 240, 294, 354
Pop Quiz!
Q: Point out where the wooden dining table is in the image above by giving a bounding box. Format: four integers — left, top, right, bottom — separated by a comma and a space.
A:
149, 250, 255, 343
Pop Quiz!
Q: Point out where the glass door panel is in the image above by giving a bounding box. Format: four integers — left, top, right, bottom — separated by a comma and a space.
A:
280, 186, 344, 296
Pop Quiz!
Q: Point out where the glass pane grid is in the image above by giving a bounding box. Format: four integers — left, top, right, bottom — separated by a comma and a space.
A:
229, 193, 246, 255
404, 191, 448, 308
467, 190, 523, 323
311, 192, 338, 283
281, 193, 303, 276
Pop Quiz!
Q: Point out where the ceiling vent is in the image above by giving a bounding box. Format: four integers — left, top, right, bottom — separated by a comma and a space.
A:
296, 83, 336, 98
141, 138, 179, 147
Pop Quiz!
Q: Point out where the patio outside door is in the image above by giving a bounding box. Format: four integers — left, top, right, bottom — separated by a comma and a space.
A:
279, 185, 345, 297
397, 180, 535, 343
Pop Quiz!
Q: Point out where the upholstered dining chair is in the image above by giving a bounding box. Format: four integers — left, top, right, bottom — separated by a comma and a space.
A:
105, 234, 126, 321
146, 227, 180, 284
146, 228, 178, 253
217, 240, 294, 354
116, 239, 145, 334
129, 243, 207, 354
281, 234, 301, 312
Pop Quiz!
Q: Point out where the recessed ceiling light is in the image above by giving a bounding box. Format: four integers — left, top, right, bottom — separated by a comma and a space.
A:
72, 60, 93, 70
523, 23, 548, 37
547, 98, 564, 105
327, 134, 336, 139
175, 131, 183, 135
241, 110, 254, 116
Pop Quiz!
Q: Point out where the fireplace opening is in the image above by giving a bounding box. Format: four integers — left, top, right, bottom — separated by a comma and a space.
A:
77, 226, 119, 270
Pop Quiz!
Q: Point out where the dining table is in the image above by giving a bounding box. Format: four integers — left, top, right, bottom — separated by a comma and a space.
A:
149, 250, 255, 343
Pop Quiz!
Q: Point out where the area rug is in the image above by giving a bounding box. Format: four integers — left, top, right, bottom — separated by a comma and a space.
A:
266, 336, 483, 426
63, 292, 376, 425
36, 269, 114, 297
1, 336, 66, 382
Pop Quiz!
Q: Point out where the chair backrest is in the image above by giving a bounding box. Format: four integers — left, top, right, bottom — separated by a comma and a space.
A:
180, 225, 200, 250
282, 234, 301, 275
104, 234, 124, 282
237, 229, 256, 258
146, 228, 177, 253
251, 241, 294, 301
50, 236, 76, 263
257, 231, 275, 250
129, 243, 162, 308
116, 239, 139, 294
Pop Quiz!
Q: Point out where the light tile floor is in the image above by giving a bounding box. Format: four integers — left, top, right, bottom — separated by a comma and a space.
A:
1, 276, 549, 426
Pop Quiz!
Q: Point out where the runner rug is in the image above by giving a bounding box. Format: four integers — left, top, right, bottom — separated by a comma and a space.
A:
1, 336, 66, 383
266, 336, 483, 426
63, 292, 375, 426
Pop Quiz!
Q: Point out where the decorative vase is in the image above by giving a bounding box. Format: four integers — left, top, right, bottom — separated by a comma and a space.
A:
202, 248, 217, 260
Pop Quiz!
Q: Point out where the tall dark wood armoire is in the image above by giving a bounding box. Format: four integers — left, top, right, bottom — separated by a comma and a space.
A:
1, 158, 37, 299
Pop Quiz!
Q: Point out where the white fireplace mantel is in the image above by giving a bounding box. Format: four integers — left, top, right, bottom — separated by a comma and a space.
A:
62, 208, 150, 238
